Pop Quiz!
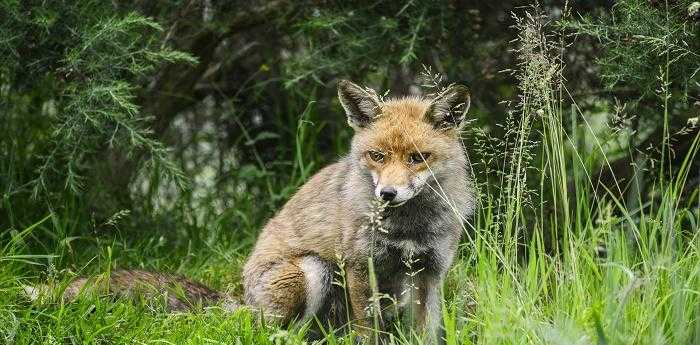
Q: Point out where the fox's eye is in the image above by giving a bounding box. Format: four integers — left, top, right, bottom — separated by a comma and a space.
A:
409, 152, 431, 164
368, 150, 385, 163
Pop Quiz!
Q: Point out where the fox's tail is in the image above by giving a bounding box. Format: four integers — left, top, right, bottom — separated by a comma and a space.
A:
23, 269, 241, 312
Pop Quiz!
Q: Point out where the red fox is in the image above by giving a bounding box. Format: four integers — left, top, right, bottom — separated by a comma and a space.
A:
27, 80, 474, 343
243, 80, 474, 341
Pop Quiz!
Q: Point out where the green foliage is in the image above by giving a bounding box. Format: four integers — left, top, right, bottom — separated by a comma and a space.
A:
1, 2, 194, 215
566, 0, 700, 99
285, 2, 482, 88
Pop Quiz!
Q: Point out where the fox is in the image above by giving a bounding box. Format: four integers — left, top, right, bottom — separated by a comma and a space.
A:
242, 80, 474, 341
26, 80, 474, 343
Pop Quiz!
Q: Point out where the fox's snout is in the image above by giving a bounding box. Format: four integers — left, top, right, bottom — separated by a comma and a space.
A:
372, 169, 430, 205
367, 155, 433, 206
374, 183, 413, 205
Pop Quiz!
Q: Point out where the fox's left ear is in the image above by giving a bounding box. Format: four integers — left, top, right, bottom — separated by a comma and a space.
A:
425, 84, 471, 131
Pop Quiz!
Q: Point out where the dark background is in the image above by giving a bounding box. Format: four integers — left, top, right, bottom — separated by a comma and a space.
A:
1, 0, 698, 258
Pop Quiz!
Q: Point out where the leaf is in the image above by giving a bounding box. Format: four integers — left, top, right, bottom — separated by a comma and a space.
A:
244, 131, 280, 146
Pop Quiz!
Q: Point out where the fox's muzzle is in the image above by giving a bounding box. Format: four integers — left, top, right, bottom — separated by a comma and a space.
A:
371, 164, 431, 206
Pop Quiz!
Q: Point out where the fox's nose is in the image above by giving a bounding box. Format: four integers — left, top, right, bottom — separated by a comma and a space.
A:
379, 187, 397, 201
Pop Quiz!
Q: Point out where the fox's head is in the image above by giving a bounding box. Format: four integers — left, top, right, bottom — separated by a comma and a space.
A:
338, 80, 470, 206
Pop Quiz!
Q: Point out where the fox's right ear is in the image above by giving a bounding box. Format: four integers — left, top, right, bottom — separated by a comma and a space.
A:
337, 80, 381, 130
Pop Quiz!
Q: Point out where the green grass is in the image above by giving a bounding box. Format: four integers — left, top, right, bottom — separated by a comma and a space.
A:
1, 163, 698, 344
2, 9, 699, 345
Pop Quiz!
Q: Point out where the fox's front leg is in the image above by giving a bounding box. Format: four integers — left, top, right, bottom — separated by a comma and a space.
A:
414, 274, 443, 344
347, 267, 372, 337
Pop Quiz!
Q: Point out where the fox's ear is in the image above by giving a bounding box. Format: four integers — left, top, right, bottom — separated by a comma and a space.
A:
425, 84, 471, 131
337, 80, 381, 130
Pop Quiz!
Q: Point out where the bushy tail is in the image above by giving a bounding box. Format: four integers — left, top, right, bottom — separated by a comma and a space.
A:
23, 269, 241, 312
